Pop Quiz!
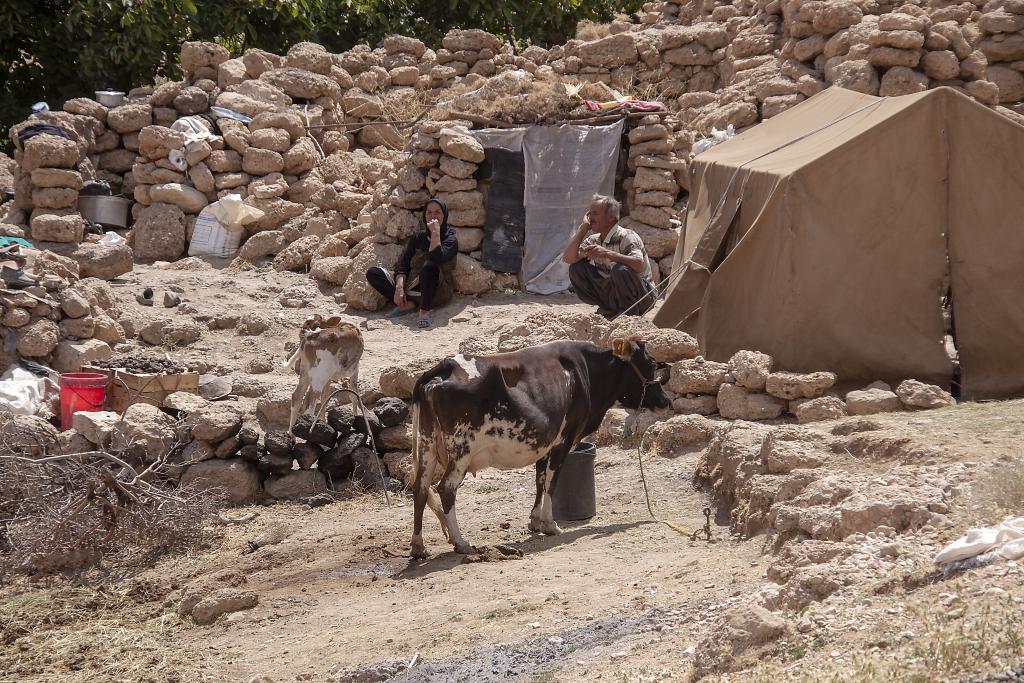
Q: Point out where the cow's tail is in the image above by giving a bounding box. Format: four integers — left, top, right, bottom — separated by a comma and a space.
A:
411, 400, 422, 478
282, 346, 301, 370
409, 358, 455, 486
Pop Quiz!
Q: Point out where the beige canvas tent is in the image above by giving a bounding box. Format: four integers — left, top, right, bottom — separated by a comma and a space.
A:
653, 86, 1024, 399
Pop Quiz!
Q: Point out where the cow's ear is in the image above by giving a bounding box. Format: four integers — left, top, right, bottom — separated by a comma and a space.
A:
611, 338, 631, 360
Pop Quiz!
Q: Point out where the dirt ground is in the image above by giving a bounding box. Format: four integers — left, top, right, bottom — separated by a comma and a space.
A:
3, 263, 1024, 683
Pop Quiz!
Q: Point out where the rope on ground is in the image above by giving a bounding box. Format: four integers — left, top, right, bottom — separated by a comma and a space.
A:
631, 385, 712, 542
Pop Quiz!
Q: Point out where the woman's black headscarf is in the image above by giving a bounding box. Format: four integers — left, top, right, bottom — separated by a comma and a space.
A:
423, 197, 450, 232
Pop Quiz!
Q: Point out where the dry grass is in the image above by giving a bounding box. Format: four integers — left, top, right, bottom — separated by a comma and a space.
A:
0, 450, 222, 580
576, 19, 612, 41
376, 88, 439, 149
970, 458, 1024, 523
718, 593, 1024, 683
0, 582, 214, 683
439, 76, 583, 125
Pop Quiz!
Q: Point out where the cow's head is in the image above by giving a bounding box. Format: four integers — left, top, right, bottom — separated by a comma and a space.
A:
611, 337, 670, 411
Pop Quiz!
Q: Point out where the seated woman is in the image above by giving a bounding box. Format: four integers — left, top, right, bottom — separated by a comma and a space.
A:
366, 198, 458, 329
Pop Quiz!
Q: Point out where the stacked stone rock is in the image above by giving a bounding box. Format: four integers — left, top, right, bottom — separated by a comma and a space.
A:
339, 119, 497, 311
977, 0, 1024, 108
436, 29, 504, 83
7, 111, 99, 245
545, 0, 1024, 172
624, 114, 687, 284
667, 348, 955, 423
1, 262, 131, 398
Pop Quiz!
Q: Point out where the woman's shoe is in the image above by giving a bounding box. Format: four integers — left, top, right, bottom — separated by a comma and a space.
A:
388, 306, 414, 319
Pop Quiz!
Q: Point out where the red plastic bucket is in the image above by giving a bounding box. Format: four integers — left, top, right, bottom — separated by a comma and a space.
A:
59, 373, 108, 431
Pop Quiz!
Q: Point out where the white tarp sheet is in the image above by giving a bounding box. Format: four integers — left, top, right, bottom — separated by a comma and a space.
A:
934, 516, 1024, 565
521, 121, 623, 294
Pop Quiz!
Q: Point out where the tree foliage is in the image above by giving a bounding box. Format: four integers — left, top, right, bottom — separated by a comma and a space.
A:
1, 0, 641, 153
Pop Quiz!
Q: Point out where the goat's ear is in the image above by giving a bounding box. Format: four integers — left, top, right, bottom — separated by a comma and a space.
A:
324, 316, 342, 328
611, 338, 631, 360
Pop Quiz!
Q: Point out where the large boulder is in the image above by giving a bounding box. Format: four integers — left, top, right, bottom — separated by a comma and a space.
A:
16, 319, 59, 358
728, 350, 773, 391
181, 41, 230, 76
453, 253, 493, 294
260, 67, 342, 99
265, 470, 329, 499
668, 358, 729, 394
896, 380, 955, 409
53, 339, 112, 373
140, 319, 203, 347
72, 243, 133, 280
22, 134, 79, 172
845, 385, 902, 415
132, 203, 187, 262
189, 404, 243, 442
238, 230, 286, 262
577, 33, 639, 67
717, 383, 787, 421
441, 29, 501, 52
111, 404, 179, 463
342, 242, 403, 311
792, 396, 848, 424
179, 459, 262, 505
189, 588, 258, 625
439, 129, 485, 163
149, 183, 208, 214
310, 256, 354, 286
138, 125, 186, 159
107, 102, 152, 134
31, 213, 83, 243
639, 414, 718, 457
765, 371, 836, 400
0, 413, 60, 455
273, 235, 320, 272
379, 358, 438, 399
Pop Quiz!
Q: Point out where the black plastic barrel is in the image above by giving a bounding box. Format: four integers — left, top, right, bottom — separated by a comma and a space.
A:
552, 442, 597, 521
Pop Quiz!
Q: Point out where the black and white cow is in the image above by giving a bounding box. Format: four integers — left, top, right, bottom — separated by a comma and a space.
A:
408, 337, 670, 558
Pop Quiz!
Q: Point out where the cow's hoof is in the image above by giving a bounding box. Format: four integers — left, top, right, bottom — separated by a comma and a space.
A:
541, 523, 562, 536
410, 540, 428, 560
453, 543, 477, 554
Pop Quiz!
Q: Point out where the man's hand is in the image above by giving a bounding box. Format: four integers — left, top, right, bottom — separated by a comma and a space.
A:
583, 244, 615, 261
394, 274, 407, 307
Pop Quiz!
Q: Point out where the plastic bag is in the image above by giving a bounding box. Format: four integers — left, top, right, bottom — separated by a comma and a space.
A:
98, 232, 125, 245
0, 365, 47, 415
692, 124, 736, 155
188, 205, 245, 259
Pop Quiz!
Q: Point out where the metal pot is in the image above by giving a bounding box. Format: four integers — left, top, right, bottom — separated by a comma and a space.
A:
95, 90, 125, 108
78, 195, 131, 229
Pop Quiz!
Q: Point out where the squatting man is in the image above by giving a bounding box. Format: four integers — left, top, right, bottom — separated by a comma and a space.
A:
562, 194, 656, 318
